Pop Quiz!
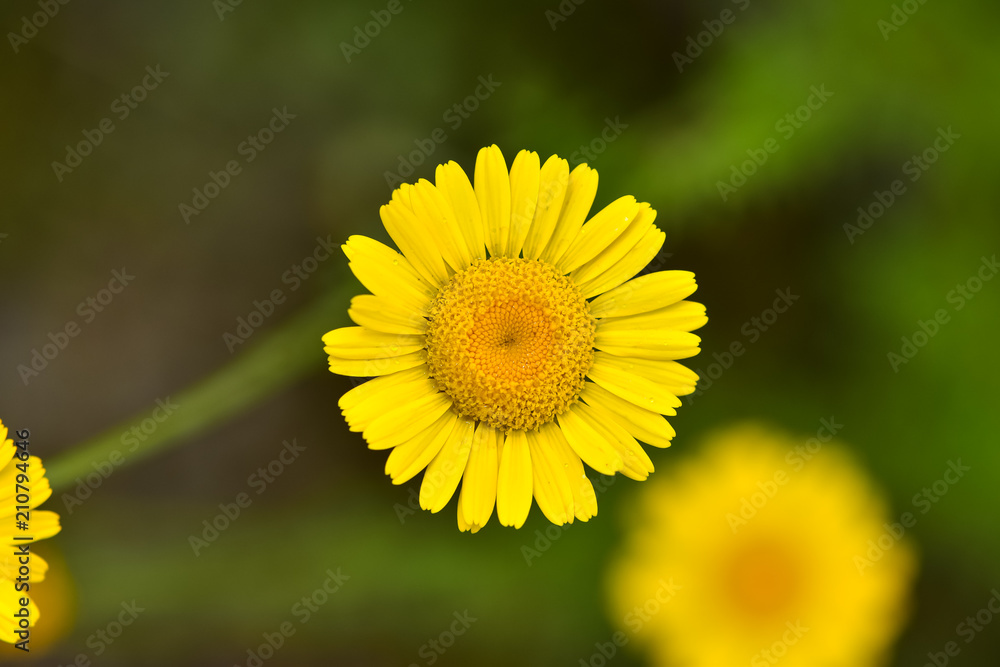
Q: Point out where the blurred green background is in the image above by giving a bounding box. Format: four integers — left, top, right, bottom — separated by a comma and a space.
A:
2, 0, 999, 664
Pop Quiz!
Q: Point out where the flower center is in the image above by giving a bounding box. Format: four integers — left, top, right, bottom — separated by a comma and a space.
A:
425, 257, 596, 431
723, 537, 802, 619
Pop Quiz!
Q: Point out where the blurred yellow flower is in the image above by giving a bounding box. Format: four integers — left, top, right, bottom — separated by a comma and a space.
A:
607, 423, 916, 667
324, 145, 706, 531
0, 419, 62, 647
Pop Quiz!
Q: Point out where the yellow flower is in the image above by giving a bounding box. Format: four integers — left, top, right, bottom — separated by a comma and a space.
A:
607, 424, 916, 667
324, 145, 706, 531
0, 419, 62, 645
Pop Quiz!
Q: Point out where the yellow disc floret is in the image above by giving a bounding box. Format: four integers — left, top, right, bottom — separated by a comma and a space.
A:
425, 257, 596, 431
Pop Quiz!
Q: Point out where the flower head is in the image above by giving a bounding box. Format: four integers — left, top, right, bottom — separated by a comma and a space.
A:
607, 423, 916, 667
324, 146, 706, 531
0, 419, 62, 645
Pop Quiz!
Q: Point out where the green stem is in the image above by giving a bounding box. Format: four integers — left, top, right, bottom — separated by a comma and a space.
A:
46, 284, 353, 492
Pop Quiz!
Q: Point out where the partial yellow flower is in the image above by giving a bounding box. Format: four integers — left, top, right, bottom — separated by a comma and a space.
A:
324, 145, 706, 531
0, 419, 62, 645
0, 547, 74, 660
607, 423, 916, 667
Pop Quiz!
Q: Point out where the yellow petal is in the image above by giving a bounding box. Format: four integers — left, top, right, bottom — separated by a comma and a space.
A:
573, 403, 654, 481
527, 427, 574, 525
0, 455, 52, 508
461, 422, 501, 527
420, 417, 475, 513
409, 179, 473, 272
587, 352, 683, 415
571, 476, 597, 522
348, 294, 428, 335
506, 149, 540, 258
363, 390, 453, 450
539, 163, 598, 266
496, 430, 532, 528
542, 422, 597, 521
577, 225, 665, 298
475, 145, 511, 258
0, 430, 15, 471
581, 381, 676, 447
594, 329, 701, 361
435, 161, 486, 260
522, 155, 569, 260
326, 350, 426, 377
0, 510, 60, 543
589, 270, 698, 318
0, 550, 47, 581
322, 327, 424, 360
393, 182, 413, 208
456, 483, 486, 533
571, 203, 655, 286
339, 366, 428, 410
595, 351, 700, 397
384, 411, 457, 484
0, 590, 38, 643
339, 366, 433, 432
380, 197, 450, 286
558, 195, 641, 273
343, 236, 436, 314
595, 300, 707, 333
556, 405, 623, 475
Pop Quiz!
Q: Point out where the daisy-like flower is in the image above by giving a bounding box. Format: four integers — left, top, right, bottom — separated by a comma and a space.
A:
324, 145, 706, 531
607, 424, 916, 667
0, 419, 61, 645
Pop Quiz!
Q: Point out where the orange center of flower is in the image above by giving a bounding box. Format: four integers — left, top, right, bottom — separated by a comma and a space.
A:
724, 537, 802, 618
425, 257, 596, 431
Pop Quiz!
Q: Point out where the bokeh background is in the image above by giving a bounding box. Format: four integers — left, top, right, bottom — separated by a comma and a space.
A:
2, 0, 999, 664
